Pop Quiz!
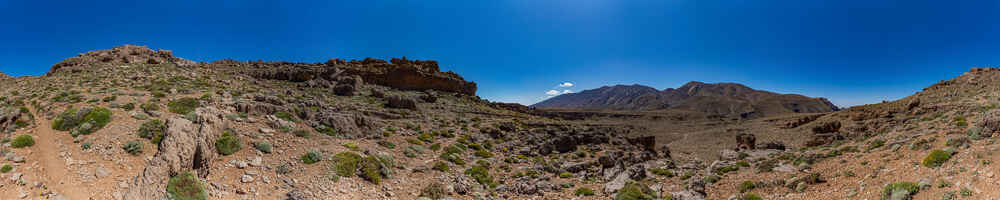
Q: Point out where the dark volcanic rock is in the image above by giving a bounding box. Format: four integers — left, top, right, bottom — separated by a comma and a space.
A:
386, 95, 417, 110
735, 133, 756, 150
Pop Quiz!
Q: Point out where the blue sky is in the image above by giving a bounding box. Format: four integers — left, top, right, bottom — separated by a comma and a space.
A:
2, 0, 999, 107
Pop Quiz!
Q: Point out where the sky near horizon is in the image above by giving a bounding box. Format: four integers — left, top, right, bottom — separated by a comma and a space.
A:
2, 0, 1000, 107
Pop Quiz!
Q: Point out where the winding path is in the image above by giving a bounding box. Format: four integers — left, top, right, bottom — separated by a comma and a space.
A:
28, 106, 89, 199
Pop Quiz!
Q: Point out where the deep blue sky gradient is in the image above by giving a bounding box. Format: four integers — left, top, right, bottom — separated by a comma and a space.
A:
2, 0, 999, 107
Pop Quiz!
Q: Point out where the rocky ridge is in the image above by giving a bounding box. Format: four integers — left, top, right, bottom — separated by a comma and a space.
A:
534, 82, 839, 119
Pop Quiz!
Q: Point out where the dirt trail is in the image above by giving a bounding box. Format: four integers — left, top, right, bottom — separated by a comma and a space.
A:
28, 106, 90, 199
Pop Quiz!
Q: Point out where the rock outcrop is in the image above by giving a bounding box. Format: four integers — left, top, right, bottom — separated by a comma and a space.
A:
48, 45, 196, 75
218, 57, 477, 96
0, 107, 22, 132
0, 71, 11, 80
124, 107, 228, 199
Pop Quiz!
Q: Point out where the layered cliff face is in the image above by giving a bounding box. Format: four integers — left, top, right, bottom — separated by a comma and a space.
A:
533, 81, 839, 118
45, 45, 477, 96
217, 57, 478, 96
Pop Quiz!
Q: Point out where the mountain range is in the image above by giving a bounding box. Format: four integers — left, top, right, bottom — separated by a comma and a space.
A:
532, 81, 839, 118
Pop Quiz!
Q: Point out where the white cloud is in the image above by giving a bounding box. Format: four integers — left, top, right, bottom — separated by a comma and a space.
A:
546, 90, 560, 95
558, 82, 574, 87
561, 90, 572, 94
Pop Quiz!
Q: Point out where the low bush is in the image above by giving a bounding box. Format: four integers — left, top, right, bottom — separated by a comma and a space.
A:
615, 182, 655, 200
1, 164, 11, 173
274, 111, 298, 122
420, 183, 447, 200
53, 107, 112, 136
881, 182, 919, 200
215, 130, 242, 156
293, 130, 311, 138
301, 150, 322, 164
255, 141, 272, 153
11, 134, 34, 148
433, 161, 450, 172
464, 165, 496, 188
923, 149, 953, 168
123, 141, 143, 155
332, 152, 362, 177
377, 141, 396, 149
575, 187, 596, 196
166, 171, 207, 200
740, 181, 756, 193
138, 120, 166, 144
167, 98, 200, 115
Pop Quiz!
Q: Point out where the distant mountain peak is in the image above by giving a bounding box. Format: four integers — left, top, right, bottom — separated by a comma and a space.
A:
533, 81, 838, 118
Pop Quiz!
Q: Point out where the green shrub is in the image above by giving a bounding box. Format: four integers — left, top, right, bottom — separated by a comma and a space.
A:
420, 183, 447, 200
102, 95, 117, 102
215, 131, 242, 156
293, 130, 311, 138
440, 151, 466, 166
740, 181, 757, 193
881, 182, 919, 200
123, 141, 143, 155
315, 125, 338, 136
53, 107, 112, 136
615, 182, 655, 200
166, 171, 207, 200
167, 98, 200, 115
81, 142, 93, 150
961, 187, 973, 197
152, 91, 167, 98
11, 134, 34, 148
923, 149, 953, 168
255, 141, 272, 153
650, 168, 673, 177
464, 165, 496, 187
474, 149, 494, 158
865, 139, 885, 151
274, 111, 298, 122
714, 165, 740, 175
141, 102, 159, 112
377, 141, 396, 149
575, 187, 596, 196
429, 143, 441, 151
301, 150, 322, 164
332, 152, 362, 177
559, 171, 573, 178
343, 142, 361, 151
121, 102, 136, 111
138, 120, 166, 144
359, 156, 384, 184
418, 133, 434, 143
406, 138, 424, 145
433, 161, 450, 172
0, 165, 11, 173
745, 193, 763, 200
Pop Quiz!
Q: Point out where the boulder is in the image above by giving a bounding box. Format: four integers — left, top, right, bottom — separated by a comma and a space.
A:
123, 107, 228, 199
386, 96, 417, 110
333, 84, 357, 96
628, 136, 657, 152
735, 133, 756, 150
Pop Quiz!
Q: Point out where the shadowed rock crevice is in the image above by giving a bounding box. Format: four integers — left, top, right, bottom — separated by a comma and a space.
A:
124, 107, 228, 199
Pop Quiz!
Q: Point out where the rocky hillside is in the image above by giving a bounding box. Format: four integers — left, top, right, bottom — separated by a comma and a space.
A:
534, 82, 839, 118
0, 71, 11, 80
0, 45, 676, 200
